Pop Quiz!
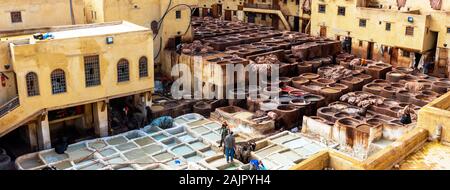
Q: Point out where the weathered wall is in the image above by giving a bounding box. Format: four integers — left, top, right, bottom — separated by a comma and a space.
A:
11, 30, 154, 110
418, 91, 450, 144
0, 0, 85, 31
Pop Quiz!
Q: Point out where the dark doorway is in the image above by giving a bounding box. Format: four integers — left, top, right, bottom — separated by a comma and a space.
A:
367, 42, 374, 60
343, 37, 352, 53
293, 16, 300, 32
225, 10, 232, 21
202, 8, 210, 17
273, 0, 280, 9
192, 8, 200, 17
301, 18, 309, 33
272, 15, 279, 29
320, 26, 327, 37
248, 13, 256, 23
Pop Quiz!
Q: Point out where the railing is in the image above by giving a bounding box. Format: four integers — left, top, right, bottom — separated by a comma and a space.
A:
244, 3, 280, 10
0, 97, 20, 118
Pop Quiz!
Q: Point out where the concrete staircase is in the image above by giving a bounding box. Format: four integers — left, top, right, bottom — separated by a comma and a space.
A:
0, 97, 44, 137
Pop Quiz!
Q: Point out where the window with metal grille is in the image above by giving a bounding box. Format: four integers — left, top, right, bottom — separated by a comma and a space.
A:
176, 10, 181, 19
447, 27, 450, 33
318, 4, 326, 13
386, 23, 391, 31
51, 69, 67, 94
117, 59, 130, 82
139, 56, 149, 78
11, 11, 22, 23
405, 26, 414, 36
26, 72, 40, 97
338, 7, 346, 16
84, 55, 101, 87
359, 19, 367, 27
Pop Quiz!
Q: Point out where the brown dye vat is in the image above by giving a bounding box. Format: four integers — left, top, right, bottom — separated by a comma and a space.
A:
305, 60, 322, 72
320, 87, 341, 105
391, 82, 405, 89
193, 102, 212, 118
363, 83, 384, 95
300, 73, 320, 80
274, 105, 300, 129
396, 90, 412, 103
383, 99, 400, 107
332, 112, 351, 123
312, 78, 336, 87
386, 71, 406, 82
367, 118, 383, 126
386, 107, 403, 118
297, 62, 313, 74
372, 103, 390, 114
304, 94, 325, 115
337, 118, 361, 128
353, 73, 373, 85
366, 65, 384, 79
380, 86, 397, 99
279, 77, 292, 87
327, 83, 350, 94
413, 94, 433, 107
421, 90, 439, 97
341, 77, 365, 91
371, 114, 394, 122
394, 67, 413, 74
373, 79, 390, 86
317, 107, 337, 122
292, 77, 310, 89
432, 82, 450, 94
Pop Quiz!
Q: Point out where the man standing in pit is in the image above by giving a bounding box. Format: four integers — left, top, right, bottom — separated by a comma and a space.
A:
224, 132, 236, 163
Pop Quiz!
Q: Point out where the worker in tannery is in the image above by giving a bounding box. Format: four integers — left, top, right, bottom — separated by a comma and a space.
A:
224, 131, 236, 163
219, 121, 230, 148
399, 104, 416, 125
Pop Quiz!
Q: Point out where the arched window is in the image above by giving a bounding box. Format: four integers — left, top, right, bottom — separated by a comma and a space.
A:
26, 72, 40, 97
117, 59, 130, 82
139, 56, 148, 78
51, 69, 66, 94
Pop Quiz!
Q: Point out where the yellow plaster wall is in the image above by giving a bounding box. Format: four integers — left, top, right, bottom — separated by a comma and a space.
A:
11, 31, 154, 110
0, 0, 85, 31
418, 91, 450, 144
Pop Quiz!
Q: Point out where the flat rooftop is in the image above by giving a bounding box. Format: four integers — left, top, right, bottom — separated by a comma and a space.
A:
0, 21, 150, 42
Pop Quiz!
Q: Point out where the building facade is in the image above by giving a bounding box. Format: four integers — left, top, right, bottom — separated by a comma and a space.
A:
0, 22, 154, 151
310, 0, 450, 77
0, 0, 86, 31
84, 0, 198, 75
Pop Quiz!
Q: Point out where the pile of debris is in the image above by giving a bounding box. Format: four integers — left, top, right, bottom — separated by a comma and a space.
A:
340, 92, 384, 108
181, 40, 214, 55
322, 66, 353, 81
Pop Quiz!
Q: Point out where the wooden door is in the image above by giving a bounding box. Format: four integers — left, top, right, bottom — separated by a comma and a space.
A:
225, 10, 232, 21
320, 26, 327, 37
202, 8, 209, 17
367, 42, 374, 60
